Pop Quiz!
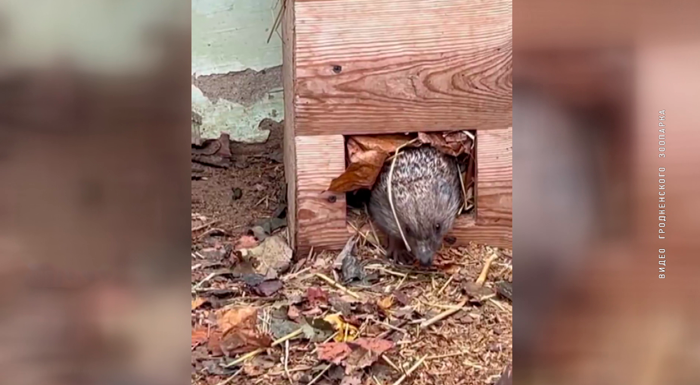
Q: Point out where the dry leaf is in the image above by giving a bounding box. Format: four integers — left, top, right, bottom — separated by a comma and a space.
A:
345, 338, 395, 374
216, 307, 272, 355
377, 296, 394, 311
328, 150, 388, 193
307, 287, 329, 307
317, 342, 354, 364
318, 338, 395, 374
418, 132, 471, 157
324, 314, 359, 342
191, 327, 209, 348
191, 296, 207, 310
217, 307, 257, 334
349, 135, 415, 160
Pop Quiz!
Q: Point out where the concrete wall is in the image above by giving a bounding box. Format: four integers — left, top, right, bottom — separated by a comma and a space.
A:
192, 0, 284, 144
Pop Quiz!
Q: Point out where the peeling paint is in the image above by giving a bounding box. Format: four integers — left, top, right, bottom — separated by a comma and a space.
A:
192, 0, 283, 141
192, 84, 280, 144
193, 65, 282, 107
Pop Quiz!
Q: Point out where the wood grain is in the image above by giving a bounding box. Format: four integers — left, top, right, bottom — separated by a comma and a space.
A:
291, 0, 512, 136
476, 128, 512, 226
450, 214, 512, 249
294, 135, 350, 255
283, 0, 297, 249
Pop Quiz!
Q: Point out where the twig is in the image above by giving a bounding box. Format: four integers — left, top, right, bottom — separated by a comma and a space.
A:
437, 273, 456, 295
315, 273, 361, 299
457, 163, 468, 212
214, 367, 244, 385
270, 366, 313, 376
392, 355, 428, 385
225, 328, 303, 367
307, 364, 332, 385
284, 340, 292, 383
377, 319, 409, 340
365, 204, 387, 255
476, 253, 498, 286
382, 355, 402, 373
192, 220, 219, 232
267, 0, 285, 43
419, 298, 468, 329
192, 272, 217, 292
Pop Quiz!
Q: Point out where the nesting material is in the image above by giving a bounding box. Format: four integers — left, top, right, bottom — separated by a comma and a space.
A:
328, 131, 476, 216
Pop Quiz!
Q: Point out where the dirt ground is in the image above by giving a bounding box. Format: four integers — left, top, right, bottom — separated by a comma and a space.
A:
191, 123, 512, 385
191, 119, 285, 240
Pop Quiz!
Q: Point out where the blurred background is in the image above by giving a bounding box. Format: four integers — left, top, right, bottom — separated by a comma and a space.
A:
0, 1, 191, 384
515, 1, 700, 384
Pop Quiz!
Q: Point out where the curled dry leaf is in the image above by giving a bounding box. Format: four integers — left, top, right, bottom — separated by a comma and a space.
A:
328, 150, 388, 193
216, 307, 272, 355
418, 131, 472, 157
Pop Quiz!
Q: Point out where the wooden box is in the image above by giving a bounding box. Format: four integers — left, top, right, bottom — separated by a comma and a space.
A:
282, 0, 513, 254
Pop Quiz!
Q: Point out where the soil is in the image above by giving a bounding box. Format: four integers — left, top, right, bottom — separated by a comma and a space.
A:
191, 119, 285, 239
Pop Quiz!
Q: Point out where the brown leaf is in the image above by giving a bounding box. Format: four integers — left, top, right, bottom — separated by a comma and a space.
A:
352, 338, 394, 355
191, 327, 209, 348
216, 307, 272, 355
328, 150, 388, 193
317, 342, 354, 364
346, 338, 395, 374
317, 338, 395, 374
348, 135, 416, 160
418, 132, 471, 157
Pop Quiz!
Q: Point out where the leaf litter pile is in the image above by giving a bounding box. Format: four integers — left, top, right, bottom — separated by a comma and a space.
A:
328, 131, 477, 215
192, 130, 512, 385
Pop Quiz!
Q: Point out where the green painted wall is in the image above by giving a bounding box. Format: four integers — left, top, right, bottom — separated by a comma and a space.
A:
192, 0, 284, 143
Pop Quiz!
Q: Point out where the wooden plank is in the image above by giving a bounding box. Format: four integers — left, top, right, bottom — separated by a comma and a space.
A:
282, 0, 297, 249
292, 0, 512, 136
450, 214, 512, 249
294, 135, 349, 255
476, 128, 512, 226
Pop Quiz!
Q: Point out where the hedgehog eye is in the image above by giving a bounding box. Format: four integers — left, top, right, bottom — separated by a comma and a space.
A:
435, 223, 441, 232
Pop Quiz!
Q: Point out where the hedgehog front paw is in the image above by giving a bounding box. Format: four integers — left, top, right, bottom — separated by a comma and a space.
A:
388, 238, 413, 265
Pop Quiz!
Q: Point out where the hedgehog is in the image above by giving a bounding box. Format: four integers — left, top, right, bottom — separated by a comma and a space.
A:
369, 145, 463, 266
